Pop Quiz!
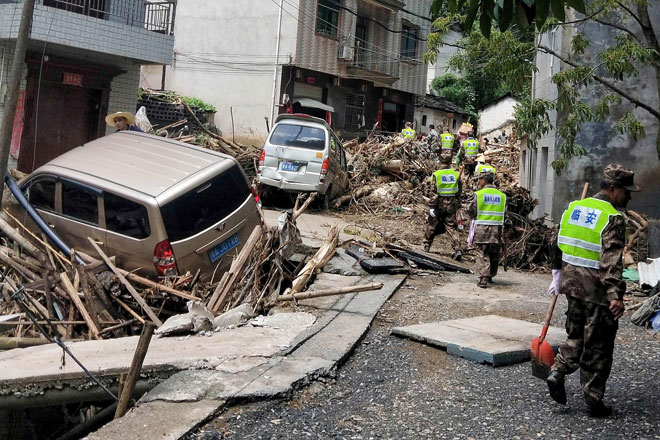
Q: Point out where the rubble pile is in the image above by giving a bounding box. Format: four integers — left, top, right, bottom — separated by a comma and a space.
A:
0, 194, 336, 346
338, 134, 557, 270
0, 216, 203, 345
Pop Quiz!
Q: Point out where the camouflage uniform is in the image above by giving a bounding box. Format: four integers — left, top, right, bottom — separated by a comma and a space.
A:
550, 191, 626, 404
458, 138, 479, 177
427, 128, 439, 149
467, 184, 506, 279
423, 177, 462, 251
438, 132, 459, 164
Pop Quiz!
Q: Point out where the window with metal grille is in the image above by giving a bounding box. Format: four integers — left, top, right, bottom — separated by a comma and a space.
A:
400, 24, 418, 59
316, 0, 340, 38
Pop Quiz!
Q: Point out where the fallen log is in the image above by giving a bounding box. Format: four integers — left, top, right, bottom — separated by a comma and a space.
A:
276, 282, 383, 302
284, 225, 338, 296
331, 185, 379, 209
382, 160, 403, 174
0, 337, 50, 349
0, 216, 47, 262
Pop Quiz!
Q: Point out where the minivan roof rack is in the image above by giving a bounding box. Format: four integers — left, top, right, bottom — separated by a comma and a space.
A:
275, 113, 330, 128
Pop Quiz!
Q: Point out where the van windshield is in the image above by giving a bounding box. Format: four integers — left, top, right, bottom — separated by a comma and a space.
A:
160, 165, 251, 242
270, 124, 326, 150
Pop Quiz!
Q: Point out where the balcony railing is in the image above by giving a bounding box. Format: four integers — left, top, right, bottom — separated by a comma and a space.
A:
41, 0, 175, 35
348, 41, 399, 79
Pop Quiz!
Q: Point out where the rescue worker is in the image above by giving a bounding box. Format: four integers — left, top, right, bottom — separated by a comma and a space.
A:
468, 168, 506, 288
427, 124, 439, 148
423, 155, 463, 260
546, 164, 641, 417
401, 122, 416, 139
459, 131, 480, 177
439, 127, 456, 163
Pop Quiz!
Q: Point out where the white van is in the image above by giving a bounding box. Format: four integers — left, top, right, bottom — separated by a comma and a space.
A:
257, 114, 350, 208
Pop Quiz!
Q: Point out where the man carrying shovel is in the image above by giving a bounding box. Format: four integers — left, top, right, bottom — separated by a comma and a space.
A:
547, 164, 641, 417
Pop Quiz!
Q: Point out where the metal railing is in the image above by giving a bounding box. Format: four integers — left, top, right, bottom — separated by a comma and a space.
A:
40, 0, 175, 35
349, 40, 399, 78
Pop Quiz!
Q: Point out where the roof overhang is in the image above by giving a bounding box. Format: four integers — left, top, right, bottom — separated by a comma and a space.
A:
293, 98, 335, 113
361, 0, 406, 11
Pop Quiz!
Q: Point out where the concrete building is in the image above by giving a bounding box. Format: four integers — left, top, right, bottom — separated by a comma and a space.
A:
413, 93, 468, 135
425, 27, 462, 94
142, 0, 432, 144
521, 8, 660, 221
477, 93, 518, 142
0, 0, 174, 172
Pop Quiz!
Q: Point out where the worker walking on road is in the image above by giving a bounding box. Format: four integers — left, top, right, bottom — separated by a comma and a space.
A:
401, 122, 416, 139
468, 168, 506, 288
423, 155, 463, 260
459, 130, 480, 177
546, 164, 641, 418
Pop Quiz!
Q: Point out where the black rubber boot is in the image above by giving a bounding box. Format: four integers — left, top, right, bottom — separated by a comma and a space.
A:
587, 400, 613, 418
423, 243, 430, 252
451, 250, 463, 261
547, 370, 567, 405
477, 277, 488, 288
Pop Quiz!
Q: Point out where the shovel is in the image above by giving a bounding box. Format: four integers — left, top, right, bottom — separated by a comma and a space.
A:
531, 294, 558, 379
531, 182, 590, 380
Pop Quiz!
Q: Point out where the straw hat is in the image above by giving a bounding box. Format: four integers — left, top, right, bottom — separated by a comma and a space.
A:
105, 111, 135, 127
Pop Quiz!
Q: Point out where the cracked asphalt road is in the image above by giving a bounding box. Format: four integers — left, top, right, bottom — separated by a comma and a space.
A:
188, 268, 660, 440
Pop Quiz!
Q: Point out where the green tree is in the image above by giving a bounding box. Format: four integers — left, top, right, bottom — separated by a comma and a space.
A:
426, 0, 660, 173
430, 73, 475, 110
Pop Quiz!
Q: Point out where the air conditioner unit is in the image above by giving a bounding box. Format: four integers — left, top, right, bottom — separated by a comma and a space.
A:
338, 45, 354, 60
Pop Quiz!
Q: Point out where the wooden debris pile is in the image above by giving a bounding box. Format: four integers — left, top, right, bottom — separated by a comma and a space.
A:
333, 134, 437, 213
0, 214, 202, 346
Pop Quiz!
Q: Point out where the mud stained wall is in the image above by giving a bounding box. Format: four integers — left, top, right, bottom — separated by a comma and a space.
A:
550, 4, 660, 220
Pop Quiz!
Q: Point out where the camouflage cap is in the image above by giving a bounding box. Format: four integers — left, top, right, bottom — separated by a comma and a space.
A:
439, 154, 452, 164
603, 163, 641, 192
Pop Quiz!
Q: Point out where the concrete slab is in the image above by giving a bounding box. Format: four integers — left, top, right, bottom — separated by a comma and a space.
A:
86, 399, 222, 440
392, 315, 566, 367
0, 313, 316, 386
341, 275, 406, 317
297, 273, 362, 309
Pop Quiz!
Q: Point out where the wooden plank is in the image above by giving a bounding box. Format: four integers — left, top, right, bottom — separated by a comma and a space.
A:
87, 238, 163, 327
276, 282, 383, 302
60, 273, 102, 340
124, 273, 201, 302
114, 323, 156, 419
112, 296, 146, 325
209, 225, 262, 313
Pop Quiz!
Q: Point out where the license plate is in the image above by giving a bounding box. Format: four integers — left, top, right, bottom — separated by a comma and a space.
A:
280, 162, 299, 172
208, 233, 240, 263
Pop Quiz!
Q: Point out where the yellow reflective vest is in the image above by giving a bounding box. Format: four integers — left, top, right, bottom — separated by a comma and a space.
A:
402, 128, 416, 139
475, 188, 506, 225
462, 138, 479, 157
432, 169, 459, 196
558, 197, 621, 269
441, 133, 454, 150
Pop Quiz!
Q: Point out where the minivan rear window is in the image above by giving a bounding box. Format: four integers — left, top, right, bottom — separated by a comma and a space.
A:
160, 165, 251, 242
269, 124, 326, 150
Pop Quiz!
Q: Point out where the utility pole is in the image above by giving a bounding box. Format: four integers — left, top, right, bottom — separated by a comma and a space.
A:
269, 0, 284, 128
0, 0, 37, 206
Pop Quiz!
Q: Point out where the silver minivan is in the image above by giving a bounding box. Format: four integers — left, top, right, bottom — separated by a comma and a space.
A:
257, 114, 350, 207
7, 132, 262, 281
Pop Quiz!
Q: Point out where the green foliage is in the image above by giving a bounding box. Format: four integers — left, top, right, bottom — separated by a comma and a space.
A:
427, 0, 660, 173
430, 74, 475, 110
179, 96, 217, 113
429, 0, 585, 35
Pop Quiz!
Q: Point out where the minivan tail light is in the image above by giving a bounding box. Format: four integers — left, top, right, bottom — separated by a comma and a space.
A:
250, 186, 262, 208
258, 149, 265, 173
320, 157, 329, 181
154, 239, 178, 276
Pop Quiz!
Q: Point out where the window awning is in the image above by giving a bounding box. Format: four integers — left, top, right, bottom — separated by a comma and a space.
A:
293, 98, 335, 113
